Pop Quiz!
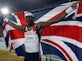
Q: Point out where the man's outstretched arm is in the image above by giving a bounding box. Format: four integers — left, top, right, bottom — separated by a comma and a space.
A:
8, 21, 26, 30
38, 3, 77, 28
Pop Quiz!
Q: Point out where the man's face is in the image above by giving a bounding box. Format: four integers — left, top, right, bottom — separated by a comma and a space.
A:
26, 16, 34, 26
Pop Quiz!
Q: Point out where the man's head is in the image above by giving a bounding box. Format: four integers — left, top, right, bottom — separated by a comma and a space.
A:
25, 11, 34, 26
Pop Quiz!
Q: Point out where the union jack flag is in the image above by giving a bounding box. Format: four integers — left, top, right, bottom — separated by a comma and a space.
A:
3, 1, 82, 61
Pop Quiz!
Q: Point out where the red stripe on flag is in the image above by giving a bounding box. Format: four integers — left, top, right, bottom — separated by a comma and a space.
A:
47, 9, 66, 22
44, 39, 72, 61
42, 25, 82, 43
3, 21, 8, 30
77, 1, 82, 14
8, 29, 25, 40
15, 12, 28, 26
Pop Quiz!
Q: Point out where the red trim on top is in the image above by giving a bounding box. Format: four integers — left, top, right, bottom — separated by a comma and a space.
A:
33, 25, 36, 31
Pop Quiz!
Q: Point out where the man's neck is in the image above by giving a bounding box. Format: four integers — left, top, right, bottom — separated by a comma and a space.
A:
27, 25, 34, 31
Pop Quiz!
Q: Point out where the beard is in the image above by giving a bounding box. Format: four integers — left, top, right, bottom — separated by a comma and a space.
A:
28, 20, 34, 27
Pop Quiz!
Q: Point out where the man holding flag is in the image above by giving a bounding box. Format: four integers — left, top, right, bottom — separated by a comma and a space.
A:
4, 2, 77, 61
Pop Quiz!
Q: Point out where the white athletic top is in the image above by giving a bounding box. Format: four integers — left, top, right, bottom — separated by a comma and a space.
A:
24, 26, 39, 53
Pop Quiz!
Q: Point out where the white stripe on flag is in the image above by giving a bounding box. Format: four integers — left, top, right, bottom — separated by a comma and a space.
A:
11, 13, 22, 25
51, 21, 82, 27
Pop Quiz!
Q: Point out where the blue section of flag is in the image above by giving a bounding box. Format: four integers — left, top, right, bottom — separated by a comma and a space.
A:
64, 42, 82, 61
76, 16, 82, 22
5, 34, 9, 48
41, 42, 67, 61
6, 14, 17, 23
0, 20, 3, 25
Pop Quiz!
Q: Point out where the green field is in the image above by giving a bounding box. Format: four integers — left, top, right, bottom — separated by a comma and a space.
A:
41, 54, 64, 61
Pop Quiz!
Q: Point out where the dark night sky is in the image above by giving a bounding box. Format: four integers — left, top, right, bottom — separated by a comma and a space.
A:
0, 0, 70, 12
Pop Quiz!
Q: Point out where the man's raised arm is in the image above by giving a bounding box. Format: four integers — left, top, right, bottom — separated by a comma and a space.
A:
8, 21, 26, 30
38, 2, 77, 28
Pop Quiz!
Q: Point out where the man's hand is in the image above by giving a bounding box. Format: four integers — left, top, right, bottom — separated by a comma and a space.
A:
71, 2, 78, 10
66, 2, 77, 14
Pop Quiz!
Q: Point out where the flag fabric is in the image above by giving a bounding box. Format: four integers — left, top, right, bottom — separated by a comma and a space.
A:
3, 12, 27, 49
3, 1, 82, 61
40, 1, 82, 61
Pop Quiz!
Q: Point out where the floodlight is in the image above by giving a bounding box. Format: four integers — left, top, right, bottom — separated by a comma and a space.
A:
1, 7, 10, 15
